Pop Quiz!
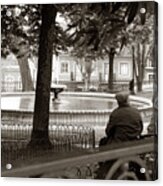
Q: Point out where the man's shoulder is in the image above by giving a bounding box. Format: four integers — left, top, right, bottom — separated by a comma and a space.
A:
111, 107, 119, 114
124, 106, 141, 117
128, 106, 139, 112
112, 105, 139, 114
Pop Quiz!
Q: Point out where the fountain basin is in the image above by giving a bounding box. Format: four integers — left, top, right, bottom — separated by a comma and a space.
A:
1, 92, 153, 142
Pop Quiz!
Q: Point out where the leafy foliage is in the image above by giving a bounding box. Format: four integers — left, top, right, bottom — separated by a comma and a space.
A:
126, 7, 155, 92
1, 4, 71, 58
64, 2, 152, 57
1, 2, 154, 59
1, 5, 41, 57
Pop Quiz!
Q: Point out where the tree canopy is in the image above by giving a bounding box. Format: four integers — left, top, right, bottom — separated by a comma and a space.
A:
1, 5, 70, 56
62, 2, 155, 90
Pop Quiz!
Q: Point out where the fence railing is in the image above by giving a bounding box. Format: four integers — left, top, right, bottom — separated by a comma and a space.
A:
1, 122, 95, 167
1, 81, 22, 92
2, 137, 157, 180
1, 80, 153, 92
2, 123, 95, 146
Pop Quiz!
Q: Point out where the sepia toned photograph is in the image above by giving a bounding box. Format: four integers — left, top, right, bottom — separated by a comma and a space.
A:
1, 1, 158, 180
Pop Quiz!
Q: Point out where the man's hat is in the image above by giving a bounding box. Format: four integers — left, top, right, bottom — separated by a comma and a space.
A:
115, 92, 129, 104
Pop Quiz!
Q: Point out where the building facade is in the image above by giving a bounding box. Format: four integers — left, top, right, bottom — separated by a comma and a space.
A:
51, 49, 134, 84
1, 48, 154, 92
1, 54, 37, 92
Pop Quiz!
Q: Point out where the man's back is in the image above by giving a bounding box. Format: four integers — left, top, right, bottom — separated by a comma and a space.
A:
105, 104, 143, 143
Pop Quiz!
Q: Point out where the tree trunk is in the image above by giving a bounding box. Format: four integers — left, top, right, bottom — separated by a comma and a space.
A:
108, 48, 115, 91
137, 80, 143, 92
136, 43, 143, 92
141, 44, 146, 80
84, 76, 89, 91
10, 36, 34, 91
28, 5, 57, 149
17, 56, 34, 91
130, 46, 135, 94
84, 73, 90, 91
87, 73, 91, 89
132, 46, 136, 79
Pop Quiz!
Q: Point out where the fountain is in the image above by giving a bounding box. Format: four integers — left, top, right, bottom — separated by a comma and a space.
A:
1, 91, 153, 144
50, 84, 67, 101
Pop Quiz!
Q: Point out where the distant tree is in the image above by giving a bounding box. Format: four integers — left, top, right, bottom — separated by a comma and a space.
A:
75, 56, 96, 91
65, 2, 155, 91
70, 35, 99, 90
64, 3, 130, 90
127, 7, 155, 92
1, 5, 67, 91
1, 5, 41, 91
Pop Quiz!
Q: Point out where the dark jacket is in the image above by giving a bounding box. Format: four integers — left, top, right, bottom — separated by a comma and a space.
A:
105, 104, 143, 144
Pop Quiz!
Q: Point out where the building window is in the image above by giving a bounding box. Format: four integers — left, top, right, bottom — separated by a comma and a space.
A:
5, 75, 14, 91
104, 63, 109, 82
61, 62, 68, 73
120, 63, 129, 75
18, 76, 22, 90
104, 63, 109, 75
148, 74, 155, 83
147, 59, 153, 67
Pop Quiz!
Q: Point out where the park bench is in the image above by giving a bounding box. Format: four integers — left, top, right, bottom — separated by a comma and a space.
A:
2, 136, 156, 180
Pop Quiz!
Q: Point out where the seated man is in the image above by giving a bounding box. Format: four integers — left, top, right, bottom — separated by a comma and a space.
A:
100, 92, 143, 146
96, 92, 144, 179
